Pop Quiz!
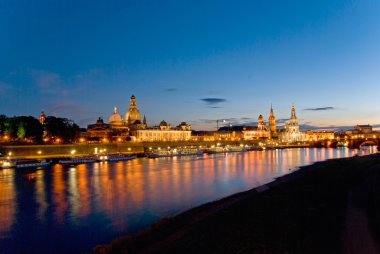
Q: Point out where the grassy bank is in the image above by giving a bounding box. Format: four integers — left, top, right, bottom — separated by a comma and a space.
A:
93, 154, 380, 254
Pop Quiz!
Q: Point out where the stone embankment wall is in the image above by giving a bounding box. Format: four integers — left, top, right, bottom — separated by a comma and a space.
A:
0, 141, 263, 159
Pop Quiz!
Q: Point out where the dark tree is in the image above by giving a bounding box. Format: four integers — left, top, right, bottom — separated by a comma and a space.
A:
13, 116, 43, 143
44, 116, 80, 143
0, 115, 43, 143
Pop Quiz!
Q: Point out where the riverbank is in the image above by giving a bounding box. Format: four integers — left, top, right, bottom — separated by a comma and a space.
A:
93, 154, 380, 254
0, 141, 308, 159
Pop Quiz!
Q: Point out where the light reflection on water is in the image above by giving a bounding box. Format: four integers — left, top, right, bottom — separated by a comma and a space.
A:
0, 147, 377, 253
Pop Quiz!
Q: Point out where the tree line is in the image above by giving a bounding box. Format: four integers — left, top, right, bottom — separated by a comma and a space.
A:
0, 115, 81, 144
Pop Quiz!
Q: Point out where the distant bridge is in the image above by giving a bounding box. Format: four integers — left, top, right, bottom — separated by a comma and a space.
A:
312, 138, 379, 149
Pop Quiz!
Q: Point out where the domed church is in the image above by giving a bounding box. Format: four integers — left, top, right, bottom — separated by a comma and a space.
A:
279, 104, 307, 143
108, 107, 123, 126
125, 95, 141, 124
86, 94, 190, 142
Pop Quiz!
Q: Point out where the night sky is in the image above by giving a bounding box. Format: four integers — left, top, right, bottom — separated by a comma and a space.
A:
1, 0, 379, 130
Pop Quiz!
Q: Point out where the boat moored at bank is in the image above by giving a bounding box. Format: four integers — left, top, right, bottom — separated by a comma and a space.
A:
96, 153, 137, 162
59, 157, 95, 165
205, 145, 247, 154
0, 159, 14, 169
145, 147, 203, 158
13, 159, 51, 168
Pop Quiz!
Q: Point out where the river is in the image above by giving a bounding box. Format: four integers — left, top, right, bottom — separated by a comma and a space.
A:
0, 147, 377, 253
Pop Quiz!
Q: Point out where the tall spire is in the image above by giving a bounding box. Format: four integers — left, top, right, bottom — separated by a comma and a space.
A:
143, 115, 147, 125
291, 103, 296, 119
114, 106, 117, 114
270, 103, 274, 115
268, 104, 276, 134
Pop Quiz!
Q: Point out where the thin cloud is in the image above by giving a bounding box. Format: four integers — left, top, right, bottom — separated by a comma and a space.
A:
200, 98, 227, 105
304, 107, 335, 111
276, 118, 289, 124
163, 88, 177, 92
29, 69, 68, 96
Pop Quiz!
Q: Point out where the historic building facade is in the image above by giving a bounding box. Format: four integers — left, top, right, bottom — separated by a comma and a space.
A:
85, 94, 193, 142
242, 114, 271, 140
133, 121, 191, 142
268, 104, 277, 136
279, 104, 307, 143
306, 130, 335, 141
86, 117, 113, 142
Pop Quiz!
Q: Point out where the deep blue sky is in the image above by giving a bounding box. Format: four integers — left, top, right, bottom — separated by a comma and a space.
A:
1, 0, 379, 130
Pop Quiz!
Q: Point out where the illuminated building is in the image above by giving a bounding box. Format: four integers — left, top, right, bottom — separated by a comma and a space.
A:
354, 125, 373, 134
306, 130, 335, 141
191, 131, 216, 141
133, 121, 191, 141
125, 95, 142, 124
343, 124, 378, 139
86, 117, 113, 142
214, 126, 244, 141
108, 107, 123, 126
279, 104, 307, 143
242, 115, 271, 140
268, 104, 277, 135
39, 111, 46, 125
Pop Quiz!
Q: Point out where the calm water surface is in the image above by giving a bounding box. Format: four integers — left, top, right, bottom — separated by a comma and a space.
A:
0, 147, 376, 253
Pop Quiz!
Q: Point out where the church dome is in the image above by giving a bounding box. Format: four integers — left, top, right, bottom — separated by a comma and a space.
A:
125, 108, 141, 123
160, 120, 168, 126
125, 95, 142, 124
108, 107, 123, 125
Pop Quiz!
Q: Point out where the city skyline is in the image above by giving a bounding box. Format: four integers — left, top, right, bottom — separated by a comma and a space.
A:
1, 0, 380, 130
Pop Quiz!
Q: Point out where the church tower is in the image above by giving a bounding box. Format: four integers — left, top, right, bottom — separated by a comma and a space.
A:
268, 104, 276, 134
125, 95, 142, 125
39, 111, 46, 125
257, 114, 266, 131
289, 103, 298, 126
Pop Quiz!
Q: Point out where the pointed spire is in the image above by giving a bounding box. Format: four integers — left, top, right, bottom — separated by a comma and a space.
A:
270, 103, 274, 116
143, 115, 147, 125
291, 103, 296, 118
114, 106, 117, 114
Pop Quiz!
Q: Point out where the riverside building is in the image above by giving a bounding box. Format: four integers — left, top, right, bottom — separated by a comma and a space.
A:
133, 121, 192, 142
85, 94, 191, 142
279, 104, 307, 143
242, 114, 271, 140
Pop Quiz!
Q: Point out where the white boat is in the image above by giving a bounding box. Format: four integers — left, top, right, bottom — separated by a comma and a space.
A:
96, 153, 137, 162
205, 147, 225, 154
59, 157, 95, 165
206, 146, 246, 154
0, 159, 14, 169
146, 147, 203, 158
14, 159, 51, 168
178, 147, 203, 156
146, 149, 173, 158
225, 146, 247, 153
